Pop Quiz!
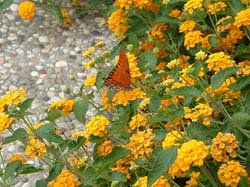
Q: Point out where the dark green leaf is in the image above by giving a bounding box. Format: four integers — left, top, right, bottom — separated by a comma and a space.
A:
0, 0, 13, 11
3, 128, 28, 144
36, 123, 64, 143
147, 147, 178, 187
47, 162, 64, 181
68, 137, 85, 152
171, 86, 201, 97
19, 98, 34, 112
73, 99, 89, 123
229, 76, 250, 90
211, 67, 240, 89
109, 171, 127, 182
49, 6, 64, 23
4, 161, 21, 179
139, 51, 157, 71
208, 35, 218, 48
127, 33, 138, 49
48, 108, 61, 122
230, 0, 244, 12
232, 112, 250, 127
16, 164, 43, 175
149, 95, 160, 112
36, 179, 48, 187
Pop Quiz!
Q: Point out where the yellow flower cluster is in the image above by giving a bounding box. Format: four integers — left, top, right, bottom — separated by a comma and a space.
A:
25, 136, 46, 159
129, 114, 147, 130
133, 0, 160, 12
184, 30, 202, 50
8, 154, 27, 163
86, 115, 110, 138
18, 1, 35, 20
169, 9, 182, 17
184, 0, 204, 14
168, 139, 209, 178
108, 8, 128, 39
218, 160, 247, 187
97, 139, 113, 156
184, 103, 213, 126
112, 88, 146, 106
61, 8, 72, 25
127, 53, 143, 82
0, 87, 27, 112
69, 155, 86, 169
238, 60, 250, 76
133, 176, 170, 187
162, 130, 185, 149
85, 59, 95, 70
49, 169, 81, 187
125, 129, 155, 160
179, 20, 196, 33
234, 8, 250, 28
208, 1, 227, 15
84, 74, 97, 87
50, 99, 75, 116
0, 113, 13, 134
185, 171, 200, 187
101, 90, 113, 112
137, 97, 150, 113
210, 132, 238, 162
82, 47, 95, 59
206, 52, 235, 72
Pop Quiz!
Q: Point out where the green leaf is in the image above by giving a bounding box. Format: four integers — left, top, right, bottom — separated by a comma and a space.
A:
19, 98, 34, 112
147, 147, 178, 187
109, 171, 127, 182
149, 95, 160, 112
49, 6, 64, 23
47, 162, 64, 181
36, 179, 48, 187
96, 72, 106, 91
0, 0, 13, 11
48, 108, 61, 122
232, 112, 250, 127
171, 86, 201, 97
229, 76, 250, 90
4, 161, 21, 179
3, 128, 28, 144
16, 164, 43, 175
211, 66, 240, 89
127, 33, 138, 49
230, 0, 244, 12
208, 35, 218, 48
73, 99, 89, 123
73, 6, 87, 18
139, 51, 157, 71
36, 123, 64, 143
68, 137, 85, 152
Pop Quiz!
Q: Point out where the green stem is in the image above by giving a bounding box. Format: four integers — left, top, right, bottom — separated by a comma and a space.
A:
200, 165, 218, 187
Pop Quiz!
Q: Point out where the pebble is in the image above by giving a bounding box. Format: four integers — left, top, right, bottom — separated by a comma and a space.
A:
10, 4, 19, 12
55, 60, 68, 68
31, 71, 39, 77
38, 36, 49, 43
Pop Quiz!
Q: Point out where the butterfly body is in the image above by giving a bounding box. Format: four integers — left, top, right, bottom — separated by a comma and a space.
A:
103, 51, 132, 90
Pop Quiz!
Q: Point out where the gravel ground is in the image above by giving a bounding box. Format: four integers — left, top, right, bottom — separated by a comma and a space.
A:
0, 1, 116, 186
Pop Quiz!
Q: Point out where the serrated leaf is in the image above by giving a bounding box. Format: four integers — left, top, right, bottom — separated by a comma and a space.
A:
139, 51, 157, 71
211, 67, 240, 89
16, 164, 43, 175
48, 108, 61, 122
171, 86, 201, 97
3, 128, 28, 144
36, 179, 48, 187
147, 147, 177, 187
36, 123, 64, 143
47, 162, 64, 181
73, 99, 89, 123
4, 161, 21, 179
19, 98, 34, 112
0, 0, 13, 11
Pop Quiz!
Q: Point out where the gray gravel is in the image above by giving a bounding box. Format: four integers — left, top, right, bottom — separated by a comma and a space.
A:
0, 1, 116, 186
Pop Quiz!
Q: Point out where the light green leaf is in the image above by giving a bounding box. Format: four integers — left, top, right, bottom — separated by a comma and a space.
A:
139, 51, 157, 71
73, 99, 89, 123
211, 67, 240, 89
147, 147, 177, 187
171, 86, 201, 97
0, 0, 13, 11
4, 161, 21, 179
3, 128, 28, 144
36, 123, 64, 143
47, 162, 64, 181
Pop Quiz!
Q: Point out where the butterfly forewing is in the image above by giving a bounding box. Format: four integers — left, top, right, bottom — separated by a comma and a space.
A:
103, 51, 131, 90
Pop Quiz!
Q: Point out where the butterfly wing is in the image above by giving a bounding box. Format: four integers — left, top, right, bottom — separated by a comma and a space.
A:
103, 51, 131, 90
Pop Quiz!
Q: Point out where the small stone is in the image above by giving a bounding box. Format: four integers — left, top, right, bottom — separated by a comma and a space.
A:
0, 58, 5, 64
38, 36, 49, 43
55, 60, 68, 68
36, 78, 43, 85
7, 15, 15, 21
31, 71, 39, 77
10, 4, 19, 12
77, 72, 85, 78
47, 91, 55, 98
74, 47, 81, 52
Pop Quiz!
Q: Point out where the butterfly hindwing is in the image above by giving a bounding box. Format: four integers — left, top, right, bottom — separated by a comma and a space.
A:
103, 51, 131, 90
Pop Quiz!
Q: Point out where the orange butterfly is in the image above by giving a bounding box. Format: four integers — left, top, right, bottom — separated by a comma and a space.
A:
103, 50, 132, 90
